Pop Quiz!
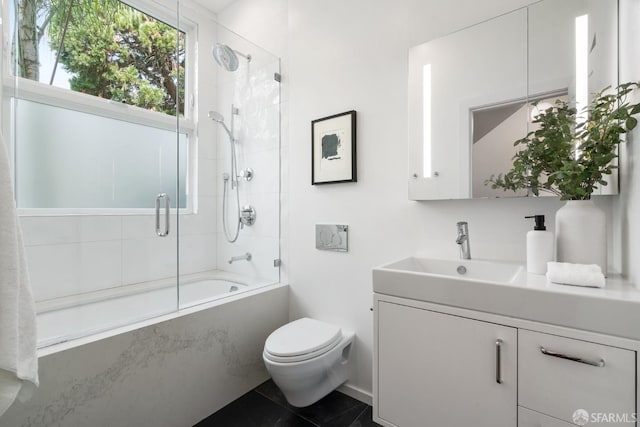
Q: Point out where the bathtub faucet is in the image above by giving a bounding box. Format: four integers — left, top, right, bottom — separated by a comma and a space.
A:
228, 252, 252, 264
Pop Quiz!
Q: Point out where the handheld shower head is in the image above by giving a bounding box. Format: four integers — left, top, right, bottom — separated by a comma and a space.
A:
208, 110, 225, 123
208, 110, 234, 141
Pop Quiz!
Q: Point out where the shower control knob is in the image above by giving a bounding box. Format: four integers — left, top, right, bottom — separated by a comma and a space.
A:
240, 205, 257, 227
240, 168, 254, 181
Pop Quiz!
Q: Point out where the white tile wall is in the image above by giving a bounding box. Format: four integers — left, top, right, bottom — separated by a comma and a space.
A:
244, 148, 280, 195
198, 156, 218, 197
279, 191, 289, 239
27, 240, 123, 301
23, 214, 180, 301
183, 7, 220, 279
279, 235, 289, 284
212, 25, 282, 283
20, 216, 122, 246
217, 232, 279, 282
122, 215, 172, 240
239, 192, 279, 239
179, 233, 217, 274
121, 236, 178, 285
181, 196, 217, 235
197, 124, 218, 161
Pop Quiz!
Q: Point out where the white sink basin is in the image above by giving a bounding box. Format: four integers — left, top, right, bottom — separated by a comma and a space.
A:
382, 257, 523, 284
372, 256, 640, 342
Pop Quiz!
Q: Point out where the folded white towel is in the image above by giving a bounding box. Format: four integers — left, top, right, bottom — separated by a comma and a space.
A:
0, 133, 38, 417
546, 261, 605, 288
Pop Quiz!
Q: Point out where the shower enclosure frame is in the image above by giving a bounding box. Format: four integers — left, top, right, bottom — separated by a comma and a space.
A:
2, 0, 282, 347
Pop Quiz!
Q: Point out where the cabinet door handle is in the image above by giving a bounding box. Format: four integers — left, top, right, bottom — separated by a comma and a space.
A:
495, 339, 503, 384
540, 346, 605, 367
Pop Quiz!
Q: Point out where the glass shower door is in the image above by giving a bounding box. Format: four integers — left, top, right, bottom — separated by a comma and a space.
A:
6, 0, 182, 346
176, 17, 281, 309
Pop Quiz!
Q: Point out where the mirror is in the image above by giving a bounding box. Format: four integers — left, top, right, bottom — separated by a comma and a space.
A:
471, 92, 569, 198
408, 0, 619, 200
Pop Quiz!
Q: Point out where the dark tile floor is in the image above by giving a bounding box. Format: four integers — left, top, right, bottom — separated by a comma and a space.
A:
195, 379, 381, 427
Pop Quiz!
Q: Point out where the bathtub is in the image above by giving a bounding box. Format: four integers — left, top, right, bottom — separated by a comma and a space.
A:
4, 281, 289, 427
36, 270, 274, 348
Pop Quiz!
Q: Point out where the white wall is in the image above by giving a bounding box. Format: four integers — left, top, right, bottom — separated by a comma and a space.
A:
616, 0, 640, 284
219, 0, 633, 398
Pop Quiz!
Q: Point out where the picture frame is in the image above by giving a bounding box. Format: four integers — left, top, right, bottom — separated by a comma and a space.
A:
311, 110, 357, 185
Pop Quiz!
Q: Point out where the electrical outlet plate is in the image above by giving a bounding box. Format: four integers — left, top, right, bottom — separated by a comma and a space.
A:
315, 224, 348, 252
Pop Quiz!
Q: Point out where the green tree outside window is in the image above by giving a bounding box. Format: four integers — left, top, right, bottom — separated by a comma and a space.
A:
13, 0, 185, 116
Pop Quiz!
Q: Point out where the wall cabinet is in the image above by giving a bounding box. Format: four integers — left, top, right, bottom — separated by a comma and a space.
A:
407, 0, 619, 200
374, 295, 638, 427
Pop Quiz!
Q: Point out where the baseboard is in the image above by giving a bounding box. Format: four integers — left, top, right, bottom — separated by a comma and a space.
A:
337, 383, 373, 406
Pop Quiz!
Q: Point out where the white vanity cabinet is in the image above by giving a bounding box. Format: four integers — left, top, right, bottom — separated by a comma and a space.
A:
519, 330, 635, 426
373, 294, 639, 427
518, 407, 576, 427
376, 301, 517, 427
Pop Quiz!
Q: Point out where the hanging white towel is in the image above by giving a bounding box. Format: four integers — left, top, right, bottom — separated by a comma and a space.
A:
0, 133, 38, 417
546, 261, 606, 288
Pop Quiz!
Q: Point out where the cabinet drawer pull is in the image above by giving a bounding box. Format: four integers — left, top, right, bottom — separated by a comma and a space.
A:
496, 339, 503, 384
540, 346, 605, 367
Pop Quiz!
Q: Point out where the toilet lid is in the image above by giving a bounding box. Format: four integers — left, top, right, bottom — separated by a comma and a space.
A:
265, 318, 342, 358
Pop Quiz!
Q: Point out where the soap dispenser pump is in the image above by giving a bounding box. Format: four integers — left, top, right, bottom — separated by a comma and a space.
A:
525, 215, 554, 275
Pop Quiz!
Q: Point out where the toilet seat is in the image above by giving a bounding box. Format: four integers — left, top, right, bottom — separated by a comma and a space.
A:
264, 318, 343, 363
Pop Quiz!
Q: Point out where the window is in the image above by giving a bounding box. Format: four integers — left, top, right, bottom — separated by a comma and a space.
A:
6, 0, 193, 211
14, 98, 188, 209
11, 0, 185, 115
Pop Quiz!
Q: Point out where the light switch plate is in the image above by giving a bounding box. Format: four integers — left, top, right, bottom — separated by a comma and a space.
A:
315, 224, 348, 252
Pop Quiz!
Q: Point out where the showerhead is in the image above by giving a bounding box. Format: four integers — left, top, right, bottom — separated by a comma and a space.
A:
212, 43, 251, 72
208, 110, 234, 141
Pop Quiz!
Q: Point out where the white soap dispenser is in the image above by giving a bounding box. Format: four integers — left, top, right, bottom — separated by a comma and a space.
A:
525, 215, 554, 275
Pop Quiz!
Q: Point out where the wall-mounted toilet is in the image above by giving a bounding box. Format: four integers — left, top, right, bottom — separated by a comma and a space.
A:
263, 317, 355, 407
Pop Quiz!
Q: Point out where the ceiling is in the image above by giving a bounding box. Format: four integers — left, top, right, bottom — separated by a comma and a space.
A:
191, 0, 237, 13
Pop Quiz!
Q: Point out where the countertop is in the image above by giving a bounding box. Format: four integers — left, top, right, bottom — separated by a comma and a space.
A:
373, 259, 640, 341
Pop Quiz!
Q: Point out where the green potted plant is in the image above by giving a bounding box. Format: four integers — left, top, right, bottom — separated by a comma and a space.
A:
486, 82, 640, 273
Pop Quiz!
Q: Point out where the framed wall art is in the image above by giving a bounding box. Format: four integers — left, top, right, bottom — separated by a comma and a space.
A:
311, 110, 357, 185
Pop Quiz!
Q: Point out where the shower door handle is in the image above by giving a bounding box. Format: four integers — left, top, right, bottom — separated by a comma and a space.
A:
155, 193, 170, 237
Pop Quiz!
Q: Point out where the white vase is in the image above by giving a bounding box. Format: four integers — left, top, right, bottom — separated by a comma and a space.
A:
555, 200, 607, 275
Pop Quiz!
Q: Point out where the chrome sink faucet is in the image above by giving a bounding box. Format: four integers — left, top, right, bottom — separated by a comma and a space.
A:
456, 221, 471, 260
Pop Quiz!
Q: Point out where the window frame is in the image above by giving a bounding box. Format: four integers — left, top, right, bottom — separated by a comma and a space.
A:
1, 0, 198, 216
